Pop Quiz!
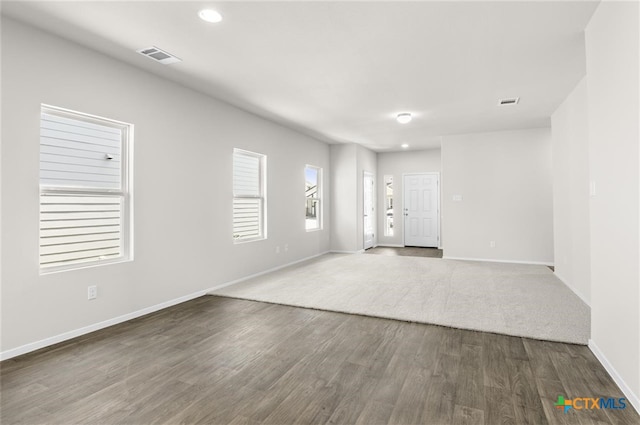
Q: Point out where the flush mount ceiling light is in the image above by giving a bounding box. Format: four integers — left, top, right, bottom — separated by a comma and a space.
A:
396, 113, 412, 124
401, 143, 409, 149
198, 9, 223, 23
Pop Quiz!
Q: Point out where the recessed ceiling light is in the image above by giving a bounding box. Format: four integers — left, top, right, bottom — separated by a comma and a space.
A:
396, 113, 412, 124
199, 9, 223, 23
401, 143, 409, 149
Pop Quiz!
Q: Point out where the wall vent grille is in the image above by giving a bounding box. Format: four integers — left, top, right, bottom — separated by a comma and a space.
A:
498, 97, 520, 106
136, 46, 182, 65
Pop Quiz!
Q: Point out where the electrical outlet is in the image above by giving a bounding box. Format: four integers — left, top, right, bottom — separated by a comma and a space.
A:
276, 246, 280, 254
489, 241, 496, 248
87, 285, 97, 300
284, 244, 289, 252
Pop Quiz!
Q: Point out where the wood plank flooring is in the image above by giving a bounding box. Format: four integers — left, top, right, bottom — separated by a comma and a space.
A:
364, 246, 444, 258
1, 296, 638, 425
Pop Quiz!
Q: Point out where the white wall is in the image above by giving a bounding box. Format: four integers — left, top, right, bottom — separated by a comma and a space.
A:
329, 143, 377, 252
376, 149, 442, 247
585, 0, 640, 407
551, 78, 591, 304
441, 128, 554, 264
0, 18, 331, 355
330, 144, 357, 252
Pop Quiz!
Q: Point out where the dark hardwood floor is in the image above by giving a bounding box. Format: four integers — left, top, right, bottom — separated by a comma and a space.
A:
1, 296, 637, 425
365, 246, 444, 258
364, 247, 560, 273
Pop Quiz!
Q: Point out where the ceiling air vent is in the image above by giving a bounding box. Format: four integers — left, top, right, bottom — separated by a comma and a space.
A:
498, 97, 520, 106
136, 46, 182, 65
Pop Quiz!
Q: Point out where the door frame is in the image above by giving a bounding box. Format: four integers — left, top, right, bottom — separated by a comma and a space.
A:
363, 171, 375, 250
402, 172, 441, 248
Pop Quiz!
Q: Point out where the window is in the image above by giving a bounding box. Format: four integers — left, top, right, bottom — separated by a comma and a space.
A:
305, 165, 322, 231
384, 175, 394, 236
39, 105, 132, 271
233, 149, 266, 242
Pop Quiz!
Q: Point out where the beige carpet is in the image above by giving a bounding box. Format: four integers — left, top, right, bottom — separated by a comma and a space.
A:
210, 253, 590, 345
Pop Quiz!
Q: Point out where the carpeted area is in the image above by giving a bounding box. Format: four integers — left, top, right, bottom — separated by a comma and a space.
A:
210, 253, 590, 345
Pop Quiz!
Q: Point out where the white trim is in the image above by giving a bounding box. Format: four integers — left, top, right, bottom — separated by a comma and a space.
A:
0, 251, 330, 361
375, 244, 404, 248
402, 172, 441, 248
442, 255, 554, 267
40, 257, 134, 276
41, 103, 131, 127
304, 164, 323, 232
553, 272, 590, 307
232, 149, 266, 243
0, 289, 206, 361
39, 105, 133, 273
329, 250, 363, 254
207, 251, 330, 292
363, 171, 375, 250
588, 340, 640, 415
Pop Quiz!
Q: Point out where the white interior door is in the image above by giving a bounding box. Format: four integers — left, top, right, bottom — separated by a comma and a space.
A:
403, 173, 439, 247
363, 172, 374, 250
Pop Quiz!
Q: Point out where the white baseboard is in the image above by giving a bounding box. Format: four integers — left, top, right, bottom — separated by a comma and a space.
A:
588, 340, 640, 415
330, 250, 361, 254
442, 255, 554, 267
0, 289, 207, 361
553, 272, 591, 307
0, 251, 331, 362
207, 251, 329, 293
375, 244, 404, 248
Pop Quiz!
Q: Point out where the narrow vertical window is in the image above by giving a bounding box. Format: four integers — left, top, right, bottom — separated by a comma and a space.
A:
233, 149, 266, 242
305, 165, 322, 231
39, 105, 132, 271
384, 175, 394, 236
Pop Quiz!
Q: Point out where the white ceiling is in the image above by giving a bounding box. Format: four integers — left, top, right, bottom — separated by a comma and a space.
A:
2, 0, 599, 151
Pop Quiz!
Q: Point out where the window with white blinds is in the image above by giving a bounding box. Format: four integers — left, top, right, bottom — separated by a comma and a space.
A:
39, 105, 132, 271
233, 149, 266, 242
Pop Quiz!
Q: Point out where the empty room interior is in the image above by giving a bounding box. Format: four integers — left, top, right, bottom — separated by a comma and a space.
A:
1, 1, 639, 424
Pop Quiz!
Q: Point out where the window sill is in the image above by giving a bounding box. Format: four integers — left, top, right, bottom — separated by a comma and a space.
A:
233, 237, 266, 244
40, 256, 132, 275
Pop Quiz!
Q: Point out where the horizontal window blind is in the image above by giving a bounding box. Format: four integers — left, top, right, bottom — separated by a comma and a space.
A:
233, 150, 264, 241
233, 198, 262, 240
233, 152, 260, 197
40, 194, 123, 268
40, 112, 122, 190
39, 106, 130, 271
